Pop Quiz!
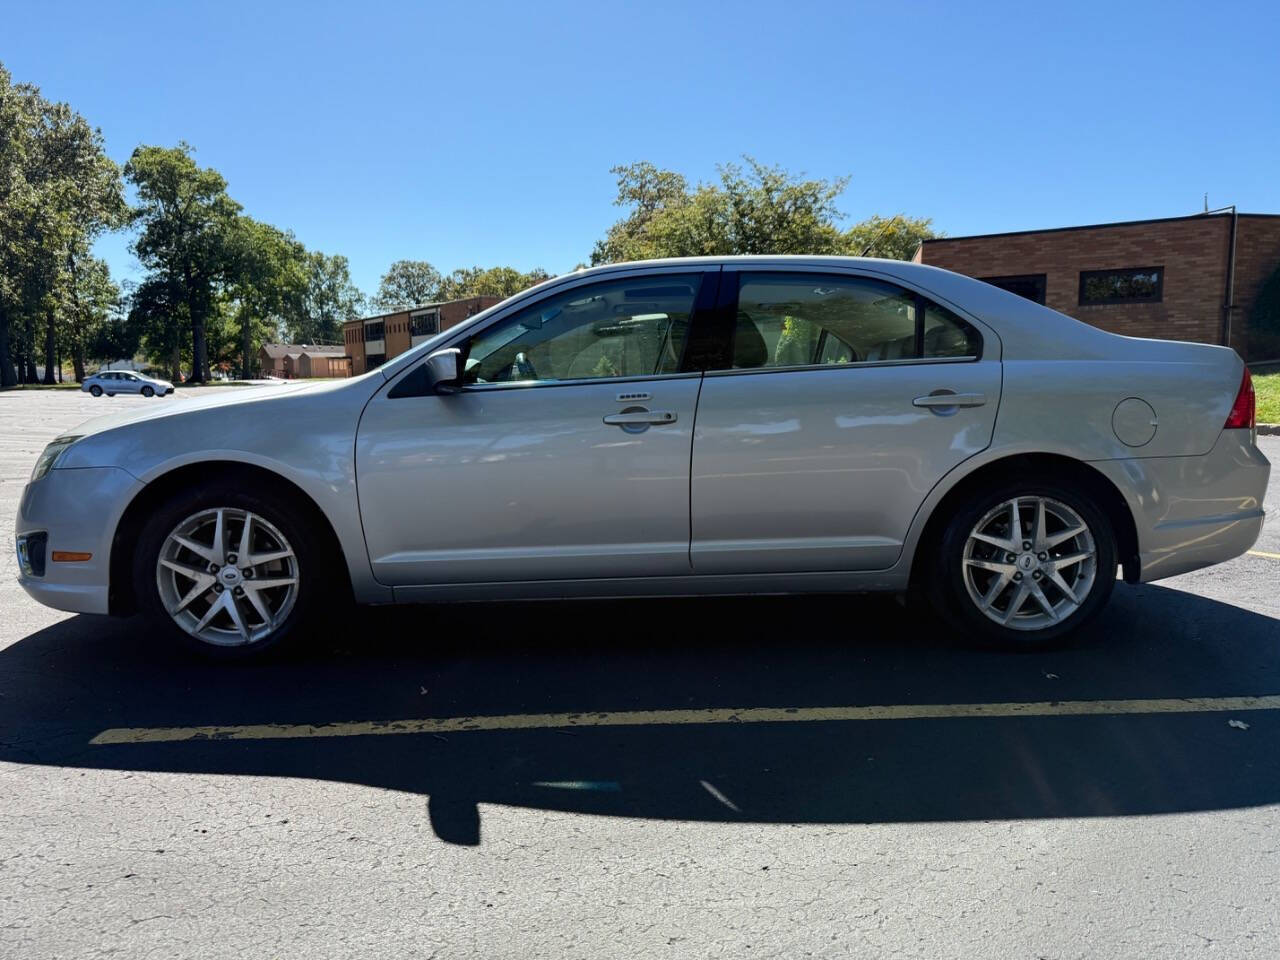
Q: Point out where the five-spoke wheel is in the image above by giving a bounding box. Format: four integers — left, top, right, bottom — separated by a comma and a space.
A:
155, 508, 300, 646
933, 479, 1116, 647
135, 482, 330, 658
961, 496, 1097, 630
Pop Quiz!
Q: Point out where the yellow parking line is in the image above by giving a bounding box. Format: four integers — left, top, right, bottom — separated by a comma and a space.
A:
1248, 550, 1280, 560
89, 695, 1280, 746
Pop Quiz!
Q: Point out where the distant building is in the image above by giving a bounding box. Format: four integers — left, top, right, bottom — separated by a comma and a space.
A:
915, 210, 1280, 360
342, 296, 501, 376
258, 343, 349, 379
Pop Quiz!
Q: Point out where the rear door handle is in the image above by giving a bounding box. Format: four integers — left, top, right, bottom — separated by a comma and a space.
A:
913, 392, 987, 408
603, 410, 678, 426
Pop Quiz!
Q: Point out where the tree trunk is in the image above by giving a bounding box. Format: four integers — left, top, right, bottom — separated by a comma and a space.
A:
42, 306, 57, 384
73, 341, 86, 382
24, 313, 38, 382
0, 309, 16, 387
241, 307, 252, 380
171, 342, 181, 383
186, 264, 207, 382
191, 311, 207, 382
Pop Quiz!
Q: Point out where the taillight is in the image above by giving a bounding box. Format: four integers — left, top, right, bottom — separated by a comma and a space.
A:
1224, 365, 1255, 430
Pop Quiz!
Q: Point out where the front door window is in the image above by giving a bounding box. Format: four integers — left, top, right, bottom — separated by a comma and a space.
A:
462, 275, 700, 386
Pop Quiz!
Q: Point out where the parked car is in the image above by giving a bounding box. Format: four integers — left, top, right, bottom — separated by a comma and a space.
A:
17, 257, 1269, 658
81, 370, 175, 398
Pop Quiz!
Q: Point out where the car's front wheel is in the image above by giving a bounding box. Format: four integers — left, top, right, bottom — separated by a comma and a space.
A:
141, 385, 154, 397
930, 479, 1117, 648
134, 483, 331, 659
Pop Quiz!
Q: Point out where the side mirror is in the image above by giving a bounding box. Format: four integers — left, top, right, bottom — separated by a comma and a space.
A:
424, 348, 464, 394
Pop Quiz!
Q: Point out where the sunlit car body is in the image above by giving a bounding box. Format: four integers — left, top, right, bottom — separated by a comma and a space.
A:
81, 369, 174, 398
16, 257, 1269, 657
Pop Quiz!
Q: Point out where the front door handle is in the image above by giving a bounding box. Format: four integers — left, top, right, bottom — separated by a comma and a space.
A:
912, 392, 987, 408
603, 410, 678, 426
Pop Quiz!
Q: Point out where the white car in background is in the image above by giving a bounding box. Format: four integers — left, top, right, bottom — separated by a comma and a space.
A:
81, 370, 175, 398
16, 257, 1270, 659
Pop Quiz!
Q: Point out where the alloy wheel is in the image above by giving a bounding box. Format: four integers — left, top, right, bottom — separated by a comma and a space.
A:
961, 496, 1097, 632
155, 507, 300, 646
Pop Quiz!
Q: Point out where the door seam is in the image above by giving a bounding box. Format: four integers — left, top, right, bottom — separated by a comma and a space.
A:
687, 372, 705, 570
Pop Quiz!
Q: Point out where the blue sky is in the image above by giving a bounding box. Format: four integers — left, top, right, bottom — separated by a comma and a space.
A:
6, 0, 1279, 295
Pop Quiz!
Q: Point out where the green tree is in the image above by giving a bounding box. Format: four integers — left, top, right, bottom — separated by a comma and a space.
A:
127, 275, 186, 378
436, 265, 551, 301
226, 217, 307, 376
373, 259, 442, 311
88, 292, 141, 367
59, 251, 120, 380
285, 251, 365, 343
843, 213, 936, 260
591, 157, 935, 264
124, 142, 240, 382
0, 63, 124, 384
1249, 264, 1280, 359
0, 65, 39, 385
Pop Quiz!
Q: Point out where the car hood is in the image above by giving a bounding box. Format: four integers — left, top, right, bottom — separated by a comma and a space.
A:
59, 380, 343, 442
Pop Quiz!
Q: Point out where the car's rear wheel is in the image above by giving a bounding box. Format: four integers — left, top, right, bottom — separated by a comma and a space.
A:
89, 385, 102, 397
929, 479, 1117, 648
134, 484, 331, 659
141, 385, 154, 397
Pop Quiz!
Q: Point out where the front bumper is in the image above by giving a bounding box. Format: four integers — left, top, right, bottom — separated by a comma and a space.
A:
15, 466, 144, 615
1092, 428, 1270, 583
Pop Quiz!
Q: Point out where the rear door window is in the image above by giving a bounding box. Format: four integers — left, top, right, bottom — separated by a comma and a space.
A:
723, 272, 980, 370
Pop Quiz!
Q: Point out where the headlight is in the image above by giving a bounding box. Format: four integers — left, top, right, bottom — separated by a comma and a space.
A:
30, 436, 82, 482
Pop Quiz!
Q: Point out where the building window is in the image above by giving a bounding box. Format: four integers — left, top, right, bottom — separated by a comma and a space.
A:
365, 353, 386, 369
364, 321, 384, 341
1079, 267, 1163, 305
979, 274, 1047, 305
410, 309, 440, 337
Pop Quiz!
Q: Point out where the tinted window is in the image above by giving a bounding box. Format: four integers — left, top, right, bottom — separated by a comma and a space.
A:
462, 275, 699, 385
410, 310, 439, 337
922, 302, 980, 358
1079, 267, 1163, 305
729, 273, 978, 369
980, 273, 1046, 304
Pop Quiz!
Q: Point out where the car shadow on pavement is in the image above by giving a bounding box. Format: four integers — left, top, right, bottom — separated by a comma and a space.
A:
2, 584, 1278, 845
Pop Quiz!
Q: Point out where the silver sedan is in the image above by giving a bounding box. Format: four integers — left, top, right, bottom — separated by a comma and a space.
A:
80, 370, 175, 398
16, 257, 1270, 658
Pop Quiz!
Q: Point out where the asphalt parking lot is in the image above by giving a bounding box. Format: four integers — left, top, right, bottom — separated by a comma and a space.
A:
2, 389, 1278, 959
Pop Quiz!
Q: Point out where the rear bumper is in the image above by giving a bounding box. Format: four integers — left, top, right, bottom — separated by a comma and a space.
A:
1092, 429, 1270, 583
15, 466, 144, 615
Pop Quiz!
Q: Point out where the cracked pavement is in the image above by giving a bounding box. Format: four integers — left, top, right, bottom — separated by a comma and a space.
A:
1, 390, 1278, 959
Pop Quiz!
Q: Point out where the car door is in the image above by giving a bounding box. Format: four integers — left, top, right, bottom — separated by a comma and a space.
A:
690, 268, 1001, 574
118, 372, 143, 393
356, 268, 716, 587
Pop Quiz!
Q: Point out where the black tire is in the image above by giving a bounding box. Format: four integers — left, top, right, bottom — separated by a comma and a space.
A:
133, 481, 337, 660
141, 385, 154, 397
927, 476, 1117, 650
89, 385, 102, 397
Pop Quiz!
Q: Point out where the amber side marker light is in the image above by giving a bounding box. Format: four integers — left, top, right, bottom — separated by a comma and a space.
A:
50, 551, 92, 563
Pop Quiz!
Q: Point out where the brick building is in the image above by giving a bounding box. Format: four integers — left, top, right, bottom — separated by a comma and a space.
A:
915, 211, 1280, 360
342, 296, 501, 376
258, 343, 349, 379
